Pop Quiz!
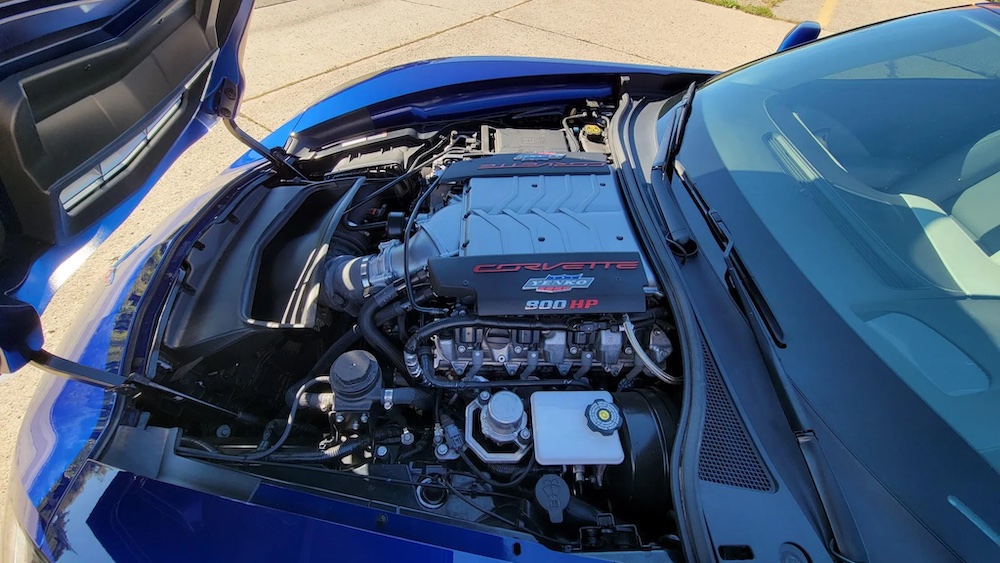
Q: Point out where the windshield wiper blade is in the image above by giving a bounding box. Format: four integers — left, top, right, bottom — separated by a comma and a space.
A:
660, 81, 697, 183
650, 82, 699, 251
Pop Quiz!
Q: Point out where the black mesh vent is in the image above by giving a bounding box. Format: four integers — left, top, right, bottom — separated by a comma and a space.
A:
698, 345, 775, 491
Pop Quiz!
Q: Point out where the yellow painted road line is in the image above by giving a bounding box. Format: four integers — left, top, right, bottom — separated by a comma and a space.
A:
816, 0, 838, 29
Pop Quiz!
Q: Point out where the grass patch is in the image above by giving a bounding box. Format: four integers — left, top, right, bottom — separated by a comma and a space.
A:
697, 0, 782, 19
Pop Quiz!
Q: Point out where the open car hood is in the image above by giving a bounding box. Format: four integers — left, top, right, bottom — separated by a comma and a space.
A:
0, 0, 254, 372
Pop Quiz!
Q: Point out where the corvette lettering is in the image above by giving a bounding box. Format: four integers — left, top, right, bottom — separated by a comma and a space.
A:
473, 260, 639, 273
478, 161, 606, 170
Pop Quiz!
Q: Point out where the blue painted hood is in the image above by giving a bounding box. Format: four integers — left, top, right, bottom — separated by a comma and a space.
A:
0, 0, 254, 372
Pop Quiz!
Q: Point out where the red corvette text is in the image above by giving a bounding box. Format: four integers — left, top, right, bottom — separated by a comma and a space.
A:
473, 260, 639, 273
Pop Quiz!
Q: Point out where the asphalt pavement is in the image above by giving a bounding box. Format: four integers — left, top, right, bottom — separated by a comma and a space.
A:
0, 0, 961, 533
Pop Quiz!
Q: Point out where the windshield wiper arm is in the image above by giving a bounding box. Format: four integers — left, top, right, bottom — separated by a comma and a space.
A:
673, 164, 786, 347
659, 81, 697, 183
669, 171, 868, 562
667, 167, 869, 561
651, 82, 699, 251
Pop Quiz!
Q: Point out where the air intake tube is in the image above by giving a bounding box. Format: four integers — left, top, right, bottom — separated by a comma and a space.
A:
321, 203, 463, 313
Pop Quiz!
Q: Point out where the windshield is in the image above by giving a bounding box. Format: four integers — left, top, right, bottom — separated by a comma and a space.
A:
672, 8, 1000, 471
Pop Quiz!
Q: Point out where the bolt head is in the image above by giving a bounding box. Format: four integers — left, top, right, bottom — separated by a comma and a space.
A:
479, 390, 491, 403
435, 444, 450, 456
457, 345, 467, 353
569, 346, 579, 354
375, 445, 389, 457
383, 401, 393, 410
519, 428, 532, 441
334, 414, 345, 423
513, 345, 523, 354
216, 425, 231, 438
360, 413, 369, 423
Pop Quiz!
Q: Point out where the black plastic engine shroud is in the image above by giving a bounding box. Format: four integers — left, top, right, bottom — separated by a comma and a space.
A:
427, 252, 647, 315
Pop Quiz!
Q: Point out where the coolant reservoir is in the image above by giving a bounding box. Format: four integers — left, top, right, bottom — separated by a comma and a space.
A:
530, 391, 625, 466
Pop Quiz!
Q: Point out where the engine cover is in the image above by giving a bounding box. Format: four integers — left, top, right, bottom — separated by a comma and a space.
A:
427, 165, 654, 315
322, 154, 656, 315
429, 253, 646, 315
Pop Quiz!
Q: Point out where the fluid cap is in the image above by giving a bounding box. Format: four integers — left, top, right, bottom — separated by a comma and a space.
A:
585, 399, 622, 436
534, 474, 570, 524
482, 390, 526, 444
582, 123, 603, 141
332, 350, 381, 399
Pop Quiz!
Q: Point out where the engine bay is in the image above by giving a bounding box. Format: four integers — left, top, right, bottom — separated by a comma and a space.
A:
140, 100, 685, 555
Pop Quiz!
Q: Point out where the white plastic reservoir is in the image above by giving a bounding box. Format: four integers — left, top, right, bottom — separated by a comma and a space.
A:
530, 391, 625, 466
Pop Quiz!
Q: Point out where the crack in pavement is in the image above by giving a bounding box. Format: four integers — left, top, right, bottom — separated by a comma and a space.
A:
397, 0, 457, 9
491, 13, 663, 65
239, 113, 274, 133
242, 0, 534, 103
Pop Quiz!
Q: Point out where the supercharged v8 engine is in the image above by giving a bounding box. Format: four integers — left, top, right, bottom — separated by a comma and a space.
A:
156, 104, 683, 554
326, 152, 665, 382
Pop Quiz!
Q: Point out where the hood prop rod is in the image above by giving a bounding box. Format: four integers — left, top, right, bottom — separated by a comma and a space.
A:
30, 351, 264, 426
212, 78, 308, 182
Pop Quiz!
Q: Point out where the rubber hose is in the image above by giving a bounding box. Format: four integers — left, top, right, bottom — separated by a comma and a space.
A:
460, 450, 535, 488
386, 386, 434, 410
265, 425, 401, 462
180, 436, 220, 454
359, 292, 409, 377
563, 496, 604, 527
260, 419, 320, 443
487, 462, 531, 477
247, 377, 330, 461
374, 301, 408, 326
285, 326, 362, 407
265, 437, 369, 462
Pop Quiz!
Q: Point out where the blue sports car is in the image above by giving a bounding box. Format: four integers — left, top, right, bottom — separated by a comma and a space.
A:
3, 2, 1000, 561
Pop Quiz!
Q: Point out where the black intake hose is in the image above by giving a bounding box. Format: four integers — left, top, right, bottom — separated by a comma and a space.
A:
359, 286, 409, 378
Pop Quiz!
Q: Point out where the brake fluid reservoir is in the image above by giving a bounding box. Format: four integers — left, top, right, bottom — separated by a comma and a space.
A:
530, 391, 625, 466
